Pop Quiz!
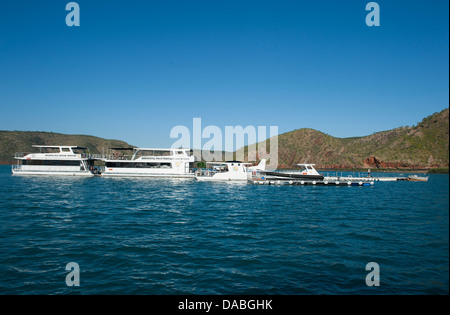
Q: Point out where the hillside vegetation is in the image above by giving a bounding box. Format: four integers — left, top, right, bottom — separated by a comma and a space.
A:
240, 108, 449, 170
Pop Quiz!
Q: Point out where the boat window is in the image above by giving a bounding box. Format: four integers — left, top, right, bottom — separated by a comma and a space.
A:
153, 150, 172, 156
136, 150, 172, 157
105, 162, 172, 169
22, 160, 80, 166
61, 148, 71, 152
39, 147, 60, 154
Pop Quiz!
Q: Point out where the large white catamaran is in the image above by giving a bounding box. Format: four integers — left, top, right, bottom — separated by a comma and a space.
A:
99, 147, 197, 177
12, 145, 95, 176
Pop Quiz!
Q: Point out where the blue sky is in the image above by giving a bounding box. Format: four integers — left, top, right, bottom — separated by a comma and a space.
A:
0, 0, 448, 149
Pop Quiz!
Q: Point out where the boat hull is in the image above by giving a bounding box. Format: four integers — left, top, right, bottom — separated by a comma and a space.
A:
101, 172, 194, 178
407, 177, 429, 182
12, 170, 94, 177
325, 176, 398, 182
195, 176, 247, 181
261, 171, 324, 180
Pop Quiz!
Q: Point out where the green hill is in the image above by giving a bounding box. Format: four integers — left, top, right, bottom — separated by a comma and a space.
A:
240, 108, 449, 170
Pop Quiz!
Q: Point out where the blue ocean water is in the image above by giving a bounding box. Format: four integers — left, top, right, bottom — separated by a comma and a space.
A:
0, 165, 448, 295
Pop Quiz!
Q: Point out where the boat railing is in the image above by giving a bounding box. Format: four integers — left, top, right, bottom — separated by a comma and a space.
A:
322, 171, 374, 179
195, 169, 216, 177
90, 154, 104, 159
15, 152, 95, 159
101, 154, 134, 160
15, 152, 31, 158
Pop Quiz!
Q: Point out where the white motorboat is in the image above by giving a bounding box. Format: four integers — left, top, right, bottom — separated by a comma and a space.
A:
257, 163, 325, 181
195, 159, 266, 181
12, 145, 95, 176
100, 148, 196, 177
407, 175, 429, 182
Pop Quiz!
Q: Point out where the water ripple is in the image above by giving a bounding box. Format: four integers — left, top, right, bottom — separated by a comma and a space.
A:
0, 167, 448, 294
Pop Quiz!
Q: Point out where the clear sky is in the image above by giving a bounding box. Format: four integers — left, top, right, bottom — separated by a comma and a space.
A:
0, 0, 448, 149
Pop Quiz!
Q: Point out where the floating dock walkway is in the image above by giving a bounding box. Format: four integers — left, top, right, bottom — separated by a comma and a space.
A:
324, 176, 396, 182
322, 175, 427, 182
250, 179, 374, 186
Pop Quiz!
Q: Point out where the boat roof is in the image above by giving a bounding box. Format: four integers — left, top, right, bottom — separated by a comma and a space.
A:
109, 147, 191, 151
32, 145, 88, 149
109, 147, 135, 150
206, 161, 252, 165
297, 163, 316, 166
138, 148, 192, 151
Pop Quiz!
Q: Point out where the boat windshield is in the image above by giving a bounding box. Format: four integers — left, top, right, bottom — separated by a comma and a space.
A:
299, 164, 315, 171
299, 165, 308, 172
